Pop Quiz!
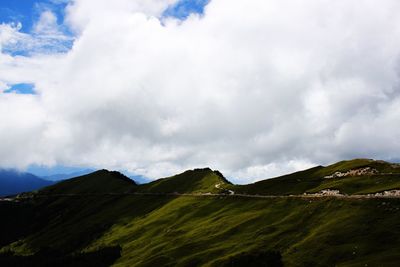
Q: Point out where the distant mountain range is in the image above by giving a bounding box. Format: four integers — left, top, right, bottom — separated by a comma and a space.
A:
1, 159, 399, 266
0, 169, 54, 196
128, 174, 149, 184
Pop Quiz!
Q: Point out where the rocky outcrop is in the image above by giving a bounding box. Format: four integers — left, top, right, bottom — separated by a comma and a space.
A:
371, 190, 400, 197
324, 167, 378, 179
304, 189, 342, 196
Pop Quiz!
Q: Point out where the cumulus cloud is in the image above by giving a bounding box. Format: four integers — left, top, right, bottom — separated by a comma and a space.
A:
1, 0, 400, 183
0, 9, 73, 55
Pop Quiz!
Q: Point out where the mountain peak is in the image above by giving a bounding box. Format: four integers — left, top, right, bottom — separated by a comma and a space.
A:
321, 158, 400, 176
95, 169, 135, 184
235, 158, 400, 196
40, 169, 136, 195
138, 167, 231, 194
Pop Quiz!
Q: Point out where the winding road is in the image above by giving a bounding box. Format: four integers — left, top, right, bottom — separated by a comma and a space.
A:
2, 191, 400, 202
1, 183, 400, 202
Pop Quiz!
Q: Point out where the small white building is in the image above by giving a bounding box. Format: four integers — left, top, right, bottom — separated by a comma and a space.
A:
320, 189, 341, 196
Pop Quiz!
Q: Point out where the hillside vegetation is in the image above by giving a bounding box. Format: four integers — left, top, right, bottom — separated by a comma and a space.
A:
0, 159, 399, 266
231, 159, 400, 195
136, 168, 231, 194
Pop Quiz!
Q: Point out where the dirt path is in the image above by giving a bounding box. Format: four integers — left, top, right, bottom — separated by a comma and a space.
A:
215, 183, 235, 195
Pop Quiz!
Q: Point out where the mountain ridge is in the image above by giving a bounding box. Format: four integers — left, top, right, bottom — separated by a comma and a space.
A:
1, 158, 399, 266
40, 169, 95, 181
27, 158, 400, 197
39, 169, 137, 195
229, 158, 400, 196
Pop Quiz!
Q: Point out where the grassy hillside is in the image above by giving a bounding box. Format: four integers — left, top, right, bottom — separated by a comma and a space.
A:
86, 197, 400, 267
232, 159, 400, 195
0, 160, 399, 266
136, 168, 231, 194
1, 194, 399, 266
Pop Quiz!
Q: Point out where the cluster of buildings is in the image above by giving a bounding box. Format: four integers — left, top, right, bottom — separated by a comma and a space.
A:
368, 190, 400, 197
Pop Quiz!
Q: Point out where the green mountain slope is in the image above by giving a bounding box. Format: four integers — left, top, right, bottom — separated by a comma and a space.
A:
232, 159, 400, 195
0, 160, 399, 266
136, 168, 231, 194
86, 197, 400, 267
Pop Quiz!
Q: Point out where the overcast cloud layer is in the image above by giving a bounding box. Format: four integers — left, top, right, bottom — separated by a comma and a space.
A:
1, 0, 400, 183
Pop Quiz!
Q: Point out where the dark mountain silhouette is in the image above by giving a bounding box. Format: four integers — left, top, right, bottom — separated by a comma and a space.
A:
40, 169, 95, 181
40, 169, 137, 195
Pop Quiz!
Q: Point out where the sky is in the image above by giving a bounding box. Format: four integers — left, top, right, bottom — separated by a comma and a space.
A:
1, 0, 400, 183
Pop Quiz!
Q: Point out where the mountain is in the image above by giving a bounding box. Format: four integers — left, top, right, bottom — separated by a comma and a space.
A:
0, 169, 54, 196
40, 168, 149, 185
231, 158, 400, 195
136, 168, 231, 193
40, 169, 95, 181
0, 159, 399, 266
40, 169, 137, 195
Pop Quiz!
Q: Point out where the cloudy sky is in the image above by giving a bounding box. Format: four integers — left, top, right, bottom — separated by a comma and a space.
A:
1, 0, 400, 183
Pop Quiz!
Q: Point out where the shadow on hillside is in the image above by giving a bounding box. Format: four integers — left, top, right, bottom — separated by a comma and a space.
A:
0, 195, 173, 253
0, 245, 121, 267
217, 251, 283, 267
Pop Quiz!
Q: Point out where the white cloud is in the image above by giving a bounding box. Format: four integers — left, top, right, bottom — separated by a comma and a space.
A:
33, 10, 60, 36
0, 22, 25, 51
0, 81, 9, 93
1, 0, 400, 182
232, 160, 316, 184
0, 10, 73, 55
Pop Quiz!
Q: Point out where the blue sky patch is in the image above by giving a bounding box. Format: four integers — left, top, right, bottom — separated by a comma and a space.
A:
0, 0, 37, 33
2, 37, 74, 57
163, 0, 210, 20
0, 0, 69, 33
4, 83, 36, 94
0, 0, 73, 55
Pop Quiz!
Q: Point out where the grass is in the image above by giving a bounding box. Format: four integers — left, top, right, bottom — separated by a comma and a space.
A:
232, 159, 400, 195
2, 195, 399, 266
0, 159, 399, 266
136, 168, 231, 194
